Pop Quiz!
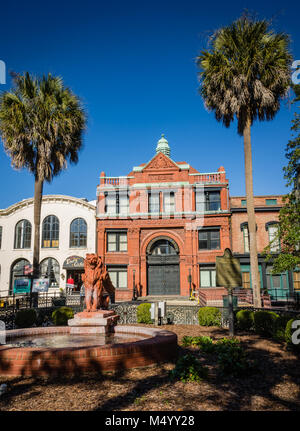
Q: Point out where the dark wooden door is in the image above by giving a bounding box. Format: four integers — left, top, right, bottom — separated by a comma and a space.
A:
147, 261, 180, 295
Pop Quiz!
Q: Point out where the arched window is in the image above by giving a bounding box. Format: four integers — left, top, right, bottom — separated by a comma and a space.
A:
42, 215, 59, 248
39, 257, 60, 287
70, 218, 87, 247
240, 222, 249, 253
150, 239, 178, 255
14, 219, 32, 249
9, 258, 30, 295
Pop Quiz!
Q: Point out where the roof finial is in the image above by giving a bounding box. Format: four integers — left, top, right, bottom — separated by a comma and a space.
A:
156, 133, 170, 157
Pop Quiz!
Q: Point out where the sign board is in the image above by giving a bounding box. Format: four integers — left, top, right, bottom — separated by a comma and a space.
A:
216, 248, 242, 288
158, 301, 166, 318
63, 256, 84, 269
13, 278, 31, 294
32, 278, 49, 293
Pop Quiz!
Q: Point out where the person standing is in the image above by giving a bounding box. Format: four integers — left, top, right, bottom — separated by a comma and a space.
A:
66, 275, 74, 295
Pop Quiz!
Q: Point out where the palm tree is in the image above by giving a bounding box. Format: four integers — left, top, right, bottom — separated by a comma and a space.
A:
196, 15, 292, 307
0, 72, 86, 289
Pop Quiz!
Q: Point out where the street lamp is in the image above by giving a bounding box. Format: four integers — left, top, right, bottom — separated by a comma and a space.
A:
132, 269, 137, 301
188, 268, 192, 299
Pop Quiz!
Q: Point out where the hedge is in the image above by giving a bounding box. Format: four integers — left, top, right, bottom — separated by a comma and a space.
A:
137, 303, 152, 324
51, 306, 74, 326
198, 307, 221, 327
15, 308, 37, 328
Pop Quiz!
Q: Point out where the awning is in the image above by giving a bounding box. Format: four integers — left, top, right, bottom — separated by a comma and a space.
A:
63, 256, 84, 270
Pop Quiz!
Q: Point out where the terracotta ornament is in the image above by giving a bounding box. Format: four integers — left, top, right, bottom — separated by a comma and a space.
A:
81, 253, 115, 311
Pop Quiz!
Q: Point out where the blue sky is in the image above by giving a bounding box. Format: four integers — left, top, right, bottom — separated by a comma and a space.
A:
0, 0, 299, 208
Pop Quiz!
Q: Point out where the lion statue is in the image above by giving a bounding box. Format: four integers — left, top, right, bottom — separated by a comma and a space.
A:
81, 254, 115, 312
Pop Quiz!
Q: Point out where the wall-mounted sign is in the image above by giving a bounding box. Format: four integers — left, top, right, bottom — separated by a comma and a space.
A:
216, 248, 242, 288
63, 256, 84, 269
32, 279, 49, 293
13, 278, 31, 294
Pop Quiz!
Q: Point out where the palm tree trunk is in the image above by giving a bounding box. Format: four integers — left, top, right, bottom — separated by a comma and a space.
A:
243, 118, 262, 308
33, 178, 43, 278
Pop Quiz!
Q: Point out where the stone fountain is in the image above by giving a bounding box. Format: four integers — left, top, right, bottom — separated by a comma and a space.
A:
68, 253, 119, 334
0, 254, 177, 377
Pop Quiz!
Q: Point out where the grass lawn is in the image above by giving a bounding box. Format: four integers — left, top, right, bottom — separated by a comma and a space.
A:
0, 324, 299, 411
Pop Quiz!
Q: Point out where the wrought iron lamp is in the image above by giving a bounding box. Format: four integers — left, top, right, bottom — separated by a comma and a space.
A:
132, 269, 137, 301
188, 268, 192, 298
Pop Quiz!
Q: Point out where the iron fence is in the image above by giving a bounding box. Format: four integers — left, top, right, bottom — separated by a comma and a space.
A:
0, 294, 300, 330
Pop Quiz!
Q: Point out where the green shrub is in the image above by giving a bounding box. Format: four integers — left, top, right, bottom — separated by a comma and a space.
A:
217, 344, 256, 377
36, 307, 56, 326
273, 314, 295, 341
198, 307, 221, 327
236, 310, 254, 331
215, 337, 240, 354
253, 310, 279, 337
285, 318, 300, 351
169, 353, 209, 382
137, 303, 152, 324
182, 336, 215, 353
51, 306, 74, 326
182, 336, 194, 347
15, 308, 37, 328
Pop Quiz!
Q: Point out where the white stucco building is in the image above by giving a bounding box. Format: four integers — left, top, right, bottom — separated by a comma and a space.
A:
0, 195, 96, 296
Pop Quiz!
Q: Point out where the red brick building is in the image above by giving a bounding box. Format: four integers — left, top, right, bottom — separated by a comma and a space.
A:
97, 135, 231, 301
230, 195, 299, 301
96, 135, 299, 302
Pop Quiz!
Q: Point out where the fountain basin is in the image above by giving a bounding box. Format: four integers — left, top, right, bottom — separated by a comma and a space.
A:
0, 326, 178, 376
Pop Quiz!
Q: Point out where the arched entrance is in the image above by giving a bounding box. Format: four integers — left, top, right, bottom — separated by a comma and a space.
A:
147, 236, 180, 295
9, 258, 30, 295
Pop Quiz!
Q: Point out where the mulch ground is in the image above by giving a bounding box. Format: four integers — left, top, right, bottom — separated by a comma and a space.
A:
0, 324, 300, 411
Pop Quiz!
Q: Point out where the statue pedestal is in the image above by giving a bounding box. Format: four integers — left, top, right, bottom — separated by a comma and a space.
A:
68, 310, 119, 335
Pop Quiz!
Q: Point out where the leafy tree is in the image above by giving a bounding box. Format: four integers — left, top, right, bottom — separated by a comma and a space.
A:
0, 72, 86, 284
196, 14, 292, 306
264, 85, 300, 273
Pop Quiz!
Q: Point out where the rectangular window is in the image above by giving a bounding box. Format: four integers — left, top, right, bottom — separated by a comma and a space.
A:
107, 267, 128, 289
107, 231, 127, 252
266, 199, 277, 205
105, 192, 129, 215
242, 271, 251, 289
241, 199, 247, 206
293, 271, 300, 291
163, 192, 175, 213
268, 225, 280, 252
243, 225, 249, 253
119, 193, 129, 215
148, 193, 160, 213
198, 228, 220, 250
105, 192, 117, 215
195, 190, 221, 212
200, 266, 216, 287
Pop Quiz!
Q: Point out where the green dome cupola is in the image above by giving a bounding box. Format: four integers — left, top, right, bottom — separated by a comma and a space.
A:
156, 133, 170, 157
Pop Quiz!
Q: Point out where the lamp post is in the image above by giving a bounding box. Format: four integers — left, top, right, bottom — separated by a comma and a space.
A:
188, 268, 192, 299
132, 269, 137, 301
